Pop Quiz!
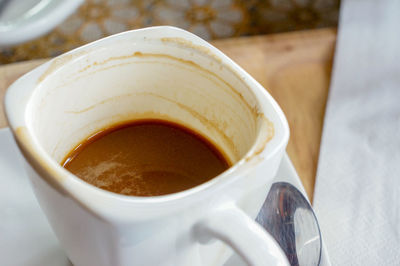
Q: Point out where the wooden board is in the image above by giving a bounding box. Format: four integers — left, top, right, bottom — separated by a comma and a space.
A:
0, 28, 337, 201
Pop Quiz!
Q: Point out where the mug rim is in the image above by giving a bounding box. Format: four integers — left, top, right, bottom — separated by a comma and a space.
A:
5, 26, 289, 219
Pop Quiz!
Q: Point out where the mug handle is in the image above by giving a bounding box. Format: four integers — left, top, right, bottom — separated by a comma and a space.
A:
193, 205, 289, 266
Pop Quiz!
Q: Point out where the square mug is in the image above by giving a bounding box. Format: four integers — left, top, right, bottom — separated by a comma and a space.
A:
5, 27, 290, 266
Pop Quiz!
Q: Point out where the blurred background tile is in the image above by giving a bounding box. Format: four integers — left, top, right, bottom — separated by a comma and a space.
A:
0, 0, 340, 64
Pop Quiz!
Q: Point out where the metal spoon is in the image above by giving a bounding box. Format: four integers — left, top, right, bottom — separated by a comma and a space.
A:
256, 182, 322, 266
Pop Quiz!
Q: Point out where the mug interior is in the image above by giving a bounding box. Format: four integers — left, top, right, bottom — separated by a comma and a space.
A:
26, 36, 271, 168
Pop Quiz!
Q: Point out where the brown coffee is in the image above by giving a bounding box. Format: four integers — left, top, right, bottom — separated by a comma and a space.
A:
62, 120, 229, 196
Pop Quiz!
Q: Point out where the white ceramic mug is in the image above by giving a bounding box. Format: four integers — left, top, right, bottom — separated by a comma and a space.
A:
5, 27, 290, 266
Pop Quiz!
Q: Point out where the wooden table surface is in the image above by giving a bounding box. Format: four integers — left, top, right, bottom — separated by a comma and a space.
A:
0, 28, 336, 201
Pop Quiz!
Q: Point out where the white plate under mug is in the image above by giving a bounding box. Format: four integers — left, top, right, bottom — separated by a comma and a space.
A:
0, 128, 330, 266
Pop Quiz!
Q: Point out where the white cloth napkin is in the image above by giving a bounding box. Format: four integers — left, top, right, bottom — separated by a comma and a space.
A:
313, 0, 400, 265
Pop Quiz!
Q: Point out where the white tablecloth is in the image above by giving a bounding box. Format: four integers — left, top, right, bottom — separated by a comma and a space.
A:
314, 0, 400, 264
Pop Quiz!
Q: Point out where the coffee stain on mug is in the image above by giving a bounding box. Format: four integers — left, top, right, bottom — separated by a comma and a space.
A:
14, 126, 67, 193
258, 114, 275, 153
14, 126, 112, 222
38, 50, 88, 83
65, 51, 265, 159
64, 93, 134, 114
133, 52, 258, 116
245, 114, 275, 161
72, 51, 259, 121
37, 38, 274, 168
160, 37, 222, 64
